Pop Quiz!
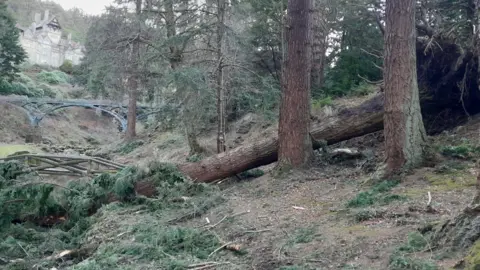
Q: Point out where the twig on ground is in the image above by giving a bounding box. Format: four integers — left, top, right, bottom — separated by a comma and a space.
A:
161, 250, 175, 259
188, 261, 230, 269
244, 229, 271, 234
4, 199, 27, 204
16, 241, 29, 257
203, 210, 250, 231
188, 262, 220, 268
208, 242, 234, 258
203, 216, 227, 230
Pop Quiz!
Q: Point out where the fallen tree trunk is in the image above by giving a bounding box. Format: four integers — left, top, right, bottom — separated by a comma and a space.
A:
178, 94, 384, 183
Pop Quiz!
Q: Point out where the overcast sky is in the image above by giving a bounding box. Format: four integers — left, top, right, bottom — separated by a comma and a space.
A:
51, 0, 114, 15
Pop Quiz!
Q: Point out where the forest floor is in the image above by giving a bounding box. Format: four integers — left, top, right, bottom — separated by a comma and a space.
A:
1, 94, 480, 269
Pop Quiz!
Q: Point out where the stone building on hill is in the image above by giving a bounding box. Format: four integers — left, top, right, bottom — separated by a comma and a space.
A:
16, 10, 84, 67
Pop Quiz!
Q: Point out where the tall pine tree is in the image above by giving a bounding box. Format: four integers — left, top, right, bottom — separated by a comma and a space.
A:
277, 0, 313, 168
0, 1, 26, 81
383, 0, 426, 175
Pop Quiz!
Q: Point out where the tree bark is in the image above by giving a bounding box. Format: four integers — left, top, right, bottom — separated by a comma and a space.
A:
277, 0, 314, 168
179, 93, 384, 183
383, 0, 426, 175
216, 0, 227, 153
311, 0, 328, 89
125, 0, 143, 141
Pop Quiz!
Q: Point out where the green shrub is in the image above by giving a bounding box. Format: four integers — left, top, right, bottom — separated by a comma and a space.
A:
347, 180, 405, 208
38, 83, 58, 98
186, 153, 203, 163
0, 79, 12, 95
59, 60, 73, 74
389, 255, 437, 270
350, 82, 377, 96
440, 143, 480, 159
10, 82, 30, 96
312, 96, 333, 109
116, 140, 144, 155
16, 73, 35, 88
399, 232, 429, 252
52, 70, 71, 83
10, 82, 45, 97
37, 70, 69, 85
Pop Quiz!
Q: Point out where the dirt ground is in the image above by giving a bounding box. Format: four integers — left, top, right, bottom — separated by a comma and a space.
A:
2, 95, 480, 269
84, 115, 479, 269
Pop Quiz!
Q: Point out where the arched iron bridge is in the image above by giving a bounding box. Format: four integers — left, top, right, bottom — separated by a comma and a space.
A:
0, 97, 163, 132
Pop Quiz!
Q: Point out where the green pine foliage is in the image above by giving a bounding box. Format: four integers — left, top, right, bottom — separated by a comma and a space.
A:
0, 160, 224, 269
37, 70, 70, 85
0, 1, 26, 82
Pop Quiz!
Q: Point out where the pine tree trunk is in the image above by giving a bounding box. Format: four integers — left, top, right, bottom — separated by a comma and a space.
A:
474, 0, 480, 93
383, 0, 426, 175
311, 0, 328, 89
125, 79, 137, 140
216, 0, 227, 153
125, 0, 143, 141
277, 0, 314, 168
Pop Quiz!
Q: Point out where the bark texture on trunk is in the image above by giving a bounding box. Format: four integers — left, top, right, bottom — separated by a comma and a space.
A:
474, 0, 480, 93
179, 94, 384, 183
311, 0, 328, 89
125, 0, 143, 140
216, 0, 226, 153
126, 81, 138, 140
165, 0, 180, 69
383, 0, 426, 175
278, 0, 314, 168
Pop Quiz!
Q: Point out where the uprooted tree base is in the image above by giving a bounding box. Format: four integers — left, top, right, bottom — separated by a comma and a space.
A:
417, 36, 480, 134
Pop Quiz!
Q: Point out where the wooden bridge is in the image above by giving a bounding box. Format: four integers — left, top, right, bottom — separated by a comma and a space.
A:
0, 153, 126, 177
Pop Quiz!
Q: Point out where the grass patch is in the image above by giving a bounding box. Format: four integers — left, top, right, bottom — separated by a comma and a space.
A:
353, 208, 385, 222
438, 139, 480, 160
424, 170, 476, 191
287, 226, 319, 245
186, 153, 203, 163
434, 160, 468, 174
0, 145, 42, 158
388, 232, 436, 270
389, 255, 437, 270
116, 140, 144, 155
347, 180, 405, 208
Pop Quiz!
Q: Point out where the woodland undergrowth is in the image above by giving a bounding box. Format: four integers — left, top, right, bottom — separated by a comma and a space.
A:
0, 161, 224, 270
